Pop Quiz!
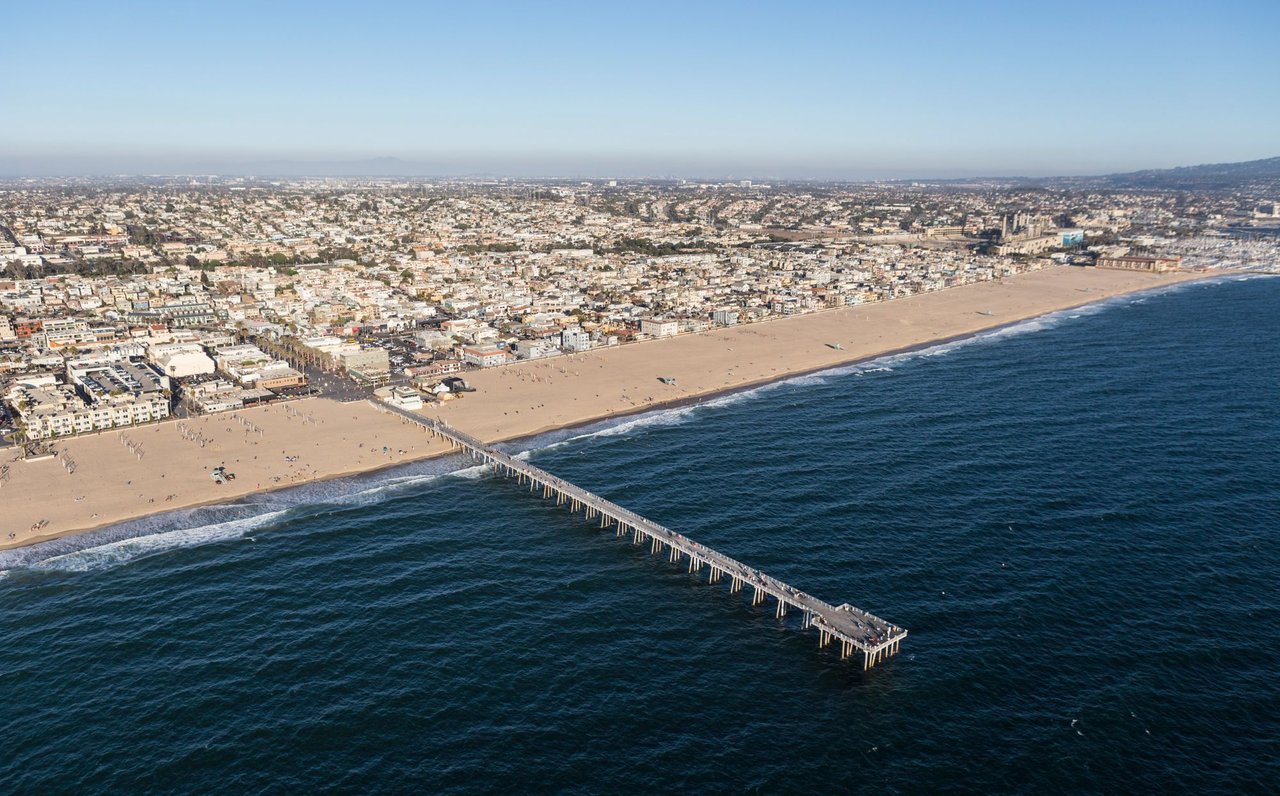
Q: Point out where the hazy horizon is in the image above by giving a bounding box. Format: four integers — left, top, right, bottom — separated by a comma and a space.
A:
3, 0, 1278, 179
4, 150, 1278, 182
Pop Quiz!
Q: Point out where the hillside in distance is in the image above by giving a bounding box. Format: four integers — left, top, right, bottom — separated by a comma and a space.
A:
1073, 156, 1280, 191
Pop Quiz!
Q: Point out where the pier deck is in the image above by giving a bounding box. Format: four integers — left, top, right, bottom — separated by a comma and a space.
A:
375, 401, 907, 669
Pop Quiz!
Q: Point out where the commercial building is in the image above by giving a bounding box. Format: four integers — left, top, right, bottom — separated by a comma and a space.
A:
148, 342, 216, 378
1095, 254, 1181, 272
184, 379, 245, 414
6, 367, 171, 439
68, 359, 169, 401
406, 360, 463, 379
338, 348, 390, 375
215, 344, 306, 389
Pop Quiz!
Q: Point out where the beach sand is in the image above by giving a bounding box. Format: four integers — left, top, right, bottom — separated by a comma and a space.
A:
1, 399, 455, 550
0, 265, 1212, 551
421, 266, 1211, 442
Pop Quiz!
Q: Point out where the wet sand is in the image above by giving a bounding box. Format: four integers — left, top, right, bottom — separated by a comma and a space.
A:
0, 265, 1213, 551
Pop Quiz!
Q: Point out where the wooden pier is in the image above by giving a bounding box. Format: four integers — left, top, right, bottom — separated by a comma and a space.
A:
375, 401, 907, 669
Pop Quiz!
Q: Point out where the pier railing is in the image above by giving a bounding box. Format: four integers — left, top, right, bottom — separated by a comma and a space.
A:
374, 401, 907, 669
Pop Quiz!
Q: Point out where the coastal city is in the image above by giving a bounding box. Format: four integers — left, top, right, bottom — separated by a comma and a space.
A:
3, 178, 1277, 446
4, 0, 1279, 790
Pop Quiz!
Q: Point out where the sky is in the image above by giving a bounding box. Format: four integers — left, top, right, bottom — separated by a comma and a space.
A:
2, 0, 1278, 178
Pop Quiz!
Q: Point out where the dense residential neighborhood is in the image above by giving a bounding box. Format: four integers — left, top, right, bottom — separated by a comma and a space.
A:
2, 177, 1277, 442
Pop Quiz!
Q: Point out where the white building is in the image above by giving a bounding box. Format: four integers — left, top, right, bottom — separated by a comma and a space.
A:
461, 344, 511, 368
515, 339, 562, 360
560, 329, 593, 352
5, 378, 170, 439
375, 385, 424, 410
148, 342, 216, 378
640, 318, 678, 338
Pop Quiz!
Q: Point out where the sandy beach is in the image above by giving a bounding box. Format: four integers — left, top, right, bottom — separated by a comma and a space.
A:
421, 266, 1213, 442
1, 399, 455, 550
0, 265, 1213, 551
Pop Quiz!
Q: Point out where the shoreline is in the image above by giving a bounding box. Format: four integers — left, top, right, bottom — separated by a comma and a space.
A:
0, 446, 458, 556
456, 268, 1230, 447
0, 266, 1235, 554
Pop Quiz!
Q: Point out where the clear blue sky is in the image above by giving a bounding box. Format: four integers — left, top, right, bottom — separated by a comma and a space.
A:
3, 0, 1278, 177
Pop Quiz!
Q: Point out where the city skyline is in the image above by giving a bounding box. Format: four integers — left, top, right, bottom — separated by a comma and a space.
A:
5, 0, 1278, 178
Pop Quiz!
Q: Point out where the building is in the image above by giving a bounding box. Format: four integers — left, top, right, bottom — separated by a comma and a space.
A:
461, 344, 511, 368
338, 348, 390, 375
711, 309, 739, 326
183, 379, 245, 414
13, 318, 42, 338
38, 318, 94, 348
215, 344, 305, 389
1095, 254, 1181, 272
125, 298, 217, 328
995, 235, 1059, 256
640, 318, 678, 338
375, 385, 424, 410
406, 360, 463, 379
68, 359, 169, 402
5, 371, 170, 439
560, 329, 592, 352
255, 363, 307, 390
515, 339, 561, 360
148, 342, 216, 378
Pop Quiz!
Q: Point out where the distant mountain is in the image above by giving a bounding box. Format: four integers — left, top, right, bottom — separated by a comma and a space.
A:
1076, 156, 1280, 191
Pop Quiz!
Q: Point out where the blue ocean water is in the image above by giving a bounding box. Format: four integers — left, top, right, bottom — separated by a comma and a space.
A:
2, 275, 1278, 793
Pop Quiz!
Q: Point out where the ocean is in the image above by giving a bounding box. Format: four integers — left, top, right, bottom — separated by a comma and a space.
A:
2, 275, 1277, 793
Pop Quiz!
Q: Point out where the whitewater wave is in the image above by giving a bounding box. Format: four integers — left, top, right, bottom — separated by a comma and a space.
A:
19, 510, 290, 574
447, 465, 490, 480
330, 471, 449, 505
0, 451, 484, 576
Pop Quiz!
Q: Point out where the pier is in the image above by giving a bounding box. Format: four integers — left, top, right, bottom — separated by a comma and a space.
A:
375, 401, 908, 669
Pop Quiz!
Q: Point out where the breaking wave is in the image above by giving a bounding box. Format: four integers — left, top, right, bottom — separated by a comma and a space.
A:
0, 452, 479, 575
19, 510, 290, 574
